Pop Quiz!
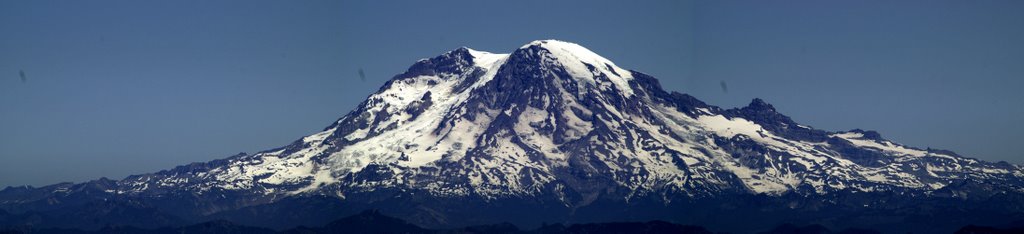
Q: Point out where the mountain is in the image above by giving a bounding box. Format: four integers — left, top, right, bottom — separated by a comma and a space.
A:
2, 40, 1023, 233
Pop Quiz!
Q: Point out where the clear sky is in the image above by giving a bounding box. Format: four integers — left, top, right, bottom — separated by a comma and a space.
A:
1, 0, 1022, 187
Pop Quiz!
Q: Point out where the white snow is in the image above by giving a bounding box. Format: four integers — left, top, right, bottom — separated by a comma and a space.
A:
302, 129, 333, 143
696, 115, 765, 139
466, 48, 507, 69
526, 40, 635, 96
324, 49, 512, 172
514, 106, 566, 162
833, 132, 927, 157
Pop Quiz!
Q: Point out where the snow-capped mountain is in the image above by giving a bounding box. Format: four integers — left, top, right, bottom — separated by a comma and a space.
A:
2, 40, 1023, 232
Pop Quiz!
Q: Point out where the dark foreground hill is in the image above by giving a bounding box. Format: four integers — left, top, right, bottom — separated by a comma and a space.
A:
7, 209, 1024, 233
0, 210, 902, 234
0, 210, 714, 234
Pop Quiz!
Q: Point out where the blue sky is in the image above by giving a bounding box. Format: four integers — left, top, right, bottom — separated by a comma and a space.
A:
1, 0, 1022, 187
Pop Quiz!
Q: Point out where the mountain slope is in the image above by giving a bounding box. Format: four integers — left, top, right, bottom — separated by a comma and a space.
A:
2, 40, 1023, 232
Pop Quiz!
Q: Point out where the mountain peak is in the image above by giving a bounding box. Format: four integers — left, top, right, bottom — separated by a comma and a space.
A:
449, 46, 498, 58
521, 39, 588, 49
462, 47, 507, 68
518, 40, 618, 68
746, 98, 776, 112
848, 128, 884, 141
520, 39, 571, 48
511, 39, 636, 96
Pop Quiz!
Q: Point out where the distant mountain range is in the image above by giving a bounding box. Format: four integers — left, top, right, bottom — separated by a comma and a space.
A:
2, 40, 1022, 233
